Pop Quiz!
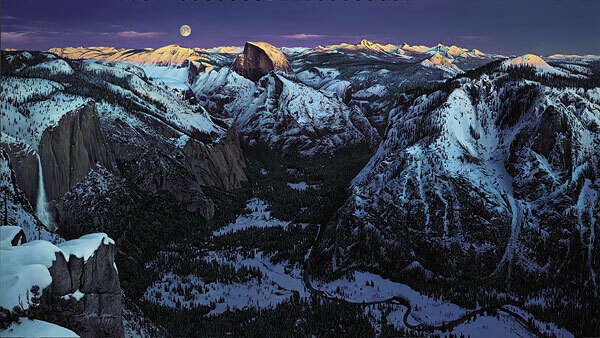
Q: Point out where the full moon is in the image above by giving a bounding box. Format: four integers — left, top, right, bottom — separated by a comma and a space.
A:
180, 25, 191, 37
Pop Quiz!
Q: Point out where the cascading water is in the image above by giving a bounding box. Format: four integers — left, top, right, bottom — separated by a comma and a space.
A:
36, 153, 54, 229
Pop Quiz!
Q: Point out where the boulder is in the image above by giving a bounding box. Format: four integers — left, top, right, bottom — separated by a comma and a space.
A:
233, 41, 293, 81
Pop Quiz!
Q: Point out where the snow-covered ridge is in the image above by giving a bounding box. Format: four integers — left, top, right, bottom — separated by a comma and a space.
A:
234, 72, 380, 155
308, 40, 493, 60
2, 52, 227, 152
50, 45, 209, 67
321, 67, 599, 336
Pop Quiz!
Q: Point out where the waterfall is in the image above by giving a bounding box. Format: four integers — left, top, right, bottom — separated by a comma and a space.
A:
36, 154, 54, 229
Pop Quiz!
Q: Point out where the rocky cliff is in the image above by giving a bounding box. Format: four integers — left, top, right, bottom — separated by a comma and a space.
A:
182, 126, 247, 190
0, 141, 40, 212
233, 42, 294, 81
0, 227, 124, 337
47, 237, 123, 337
38, 101, 119, 203
1, 101, 118, 209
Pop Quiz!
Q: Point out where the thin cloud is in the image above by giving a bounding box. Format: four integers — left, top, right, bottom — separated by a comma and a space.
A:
114, 31, 164, 38
458, 35, 488, 40
281, 33, 325, 40
1, 31, 33, 42
1, 15, 18, 20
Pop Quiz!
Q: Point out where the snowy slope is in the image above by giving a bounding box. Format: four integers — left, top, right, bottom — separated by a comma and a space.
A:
193, 66, 380, 155
235, 73, 381, 155
1, 52, 227, 154
502, 54, 581, 77
1, 319, 79, 337
316, 63, 600, 336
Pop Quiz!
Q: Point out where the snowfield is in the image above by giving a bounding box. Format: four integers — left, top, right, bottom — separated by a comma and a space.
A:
287, 181, 319, 191
144, 251, 307, 316
313, 270, 572, 337
212, 198, 292, 237
1, 319, 79, 337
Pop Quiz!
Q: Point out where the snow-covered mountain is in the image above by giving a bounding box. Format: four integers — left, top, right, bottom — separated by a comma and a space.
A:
314, 59, 600, 336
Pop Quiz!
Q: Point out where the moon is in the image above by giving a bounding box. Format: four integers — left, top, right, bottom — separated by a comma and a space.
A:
180, 25, 191, 37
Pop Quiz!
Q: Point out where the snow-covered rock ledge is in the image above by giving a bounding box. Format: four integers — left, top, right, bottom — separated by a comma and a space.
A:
0, 227, 124, 337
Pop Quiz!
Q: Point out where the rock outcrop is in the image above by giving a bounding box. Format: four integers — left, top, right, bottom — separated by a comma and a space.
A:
0, 227, 123, 337
233, 42, 293, 81
45, 237, 124, 337
38, 101, 119, 203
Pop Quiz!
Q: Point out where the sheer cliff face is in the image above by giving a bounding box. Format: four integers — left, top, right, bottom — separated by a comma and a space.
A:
1, 102, 118, 210
233, 42, 294, 81
38, 101, 119, 202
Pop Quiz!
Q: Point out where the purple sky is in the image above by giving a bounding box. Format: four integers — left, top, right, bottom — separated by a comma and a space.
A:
1, 0, 599, 56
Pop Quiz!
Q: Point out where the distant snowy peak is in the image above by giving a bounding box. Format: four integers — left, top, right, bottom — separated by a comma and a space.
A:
421, 53, 462, 74
402, 43, 489, 58
280, 47, 311, 55
504, 54, 551, 69
502, 54, 578, 77
548, 54, 600, 59
311, 39, 404, 54
200, 46, 243, 54
307, 40, 492, 60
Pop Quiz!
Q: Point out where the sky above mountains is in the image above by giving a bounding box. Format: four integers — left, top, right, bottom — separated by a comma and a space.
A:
2, 0, 599, 55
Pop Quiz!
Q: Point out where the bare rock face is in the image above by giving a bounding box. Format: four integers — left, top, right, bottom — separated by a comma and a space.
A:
233, 41, 293, 81
48, 251, 71, 295
182, 126, 247, 191
67, 255, 84, 292
38, 101, 119, 203
0, 142, 39, 209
